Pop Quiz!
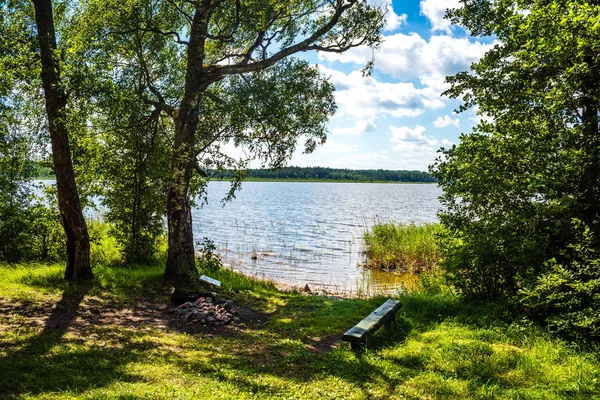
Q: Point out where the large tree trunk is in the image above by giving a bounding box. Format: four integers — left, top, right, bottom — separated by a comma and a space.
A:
165, 106, 198, 283
164, 7, 212, 284
33, 0, 92, 280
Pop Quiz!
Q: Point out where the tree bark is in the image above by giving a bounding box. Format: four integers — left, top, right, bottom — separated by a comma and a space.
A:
33, 0, 92, 280
164, 6, 211, 284
165, 107, 199, 283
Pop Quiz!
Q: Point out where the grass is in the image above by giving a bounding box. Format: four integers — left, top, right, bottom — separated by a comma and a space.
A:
1, 261, 600, 399
363, 222, 443, 272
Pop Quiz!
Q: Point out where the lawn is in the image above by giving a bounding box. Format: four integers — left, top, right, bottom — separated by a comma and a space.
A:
0, 263, 599, 399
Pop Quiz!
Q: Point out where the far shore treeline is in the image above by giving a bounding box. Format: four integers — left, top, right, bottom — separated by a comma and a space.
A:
35, 165, 437, 183
186, 167, 435, 183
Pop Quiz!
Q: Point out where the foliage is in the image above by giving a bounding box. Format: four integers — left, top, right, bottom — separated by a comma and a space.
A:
28, 201, 65, 261
0, 132, 37, 261
212, 166, 437, 182
432, 0, 600, 301
520, 220, 600, 340
93, 70, 171, 265
89, 0, 385, 282
88, 219, 122, 267
363, 222, 442, 272
195, 237, 223, 273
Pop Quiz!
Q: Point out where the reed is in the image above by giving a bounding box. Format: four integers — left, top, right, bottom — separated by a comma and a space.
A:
363, 222, 442, 272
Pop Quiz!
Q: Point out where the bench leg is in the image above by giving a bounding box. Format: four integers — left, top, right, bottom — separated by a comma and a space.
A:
350, 340, 365, 350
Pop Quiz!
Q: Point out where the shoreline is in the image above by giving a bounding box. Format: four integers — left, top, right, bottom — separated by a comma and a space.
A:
36, 176, 437, 184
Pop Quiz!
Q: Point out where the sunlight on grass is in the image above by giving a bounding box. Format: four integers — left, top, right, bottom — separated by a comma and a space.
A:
1, 263, 599, 399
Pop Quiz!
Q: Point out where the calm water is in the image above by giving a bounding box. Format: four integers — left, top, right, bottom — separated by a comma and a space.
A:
193, 181, 442, 295
37, 180, 443, 295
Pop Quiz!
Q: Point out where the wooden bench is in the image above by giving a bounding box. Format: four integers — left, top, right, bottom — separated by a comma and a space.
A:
342, 299, 403, 349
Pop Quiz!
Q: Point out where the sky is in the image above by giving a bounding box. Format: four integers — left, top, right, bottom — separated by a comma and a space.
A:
235, 0, 496, 172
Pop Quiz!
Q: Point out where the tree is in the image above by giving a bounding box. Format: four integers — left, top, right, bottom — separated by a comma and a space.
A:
432, 0, 600, 300
32, 0, 92, 280
89, 0, 385, 284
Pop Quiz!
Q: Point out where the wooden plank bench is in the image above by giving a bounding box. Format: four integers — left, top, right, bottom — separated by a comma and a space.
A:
342, 299, 403, 349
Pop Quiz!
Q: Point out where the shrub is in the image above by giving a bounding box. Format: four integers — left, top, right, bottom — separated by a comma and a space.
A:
196, 237, 223, 273
519, 220, 600, 340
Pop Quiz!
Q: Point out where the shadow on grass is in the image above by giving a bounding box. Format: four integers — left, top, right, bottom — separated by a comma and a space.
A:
0, 281, 165, 397
1, 269, 594, 399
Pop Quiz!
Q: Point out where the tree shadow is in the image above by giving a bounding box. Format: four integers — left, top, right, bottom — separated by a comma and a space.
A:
0, 282, 164, 397
166, 292, 522, 398
0, 284, 532, 399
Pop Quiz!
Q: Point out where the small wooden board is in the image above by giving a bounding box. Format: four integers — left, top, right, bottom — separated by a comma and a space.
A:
343, 299, 402, 349
200, 275, 222, 287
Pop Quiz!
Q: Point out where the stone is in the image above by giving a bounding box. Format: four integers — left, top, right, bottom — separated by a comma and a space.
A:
223, 300, 234, 311
177, 302, 193, 310
206, 316, 215, 323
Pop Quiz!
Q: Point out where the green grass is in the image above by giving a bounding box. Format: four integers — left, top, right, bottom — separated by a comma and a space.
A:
1, 263, 599, 399
363, 222, 443, 272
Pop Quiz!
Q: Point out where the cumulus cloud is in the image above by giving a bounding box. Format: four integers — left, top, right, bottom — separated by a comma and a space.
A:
317, 139, 358, 153
468, 105, 494, 125
319, 66, 445, 123
319, 33, 494, 98
433, 114, 460, 128
390, 125, 453, 170
331, 120, 377, 136
383, 4, 407, 31
366, 0, 407, 32
420, 0, 461, 33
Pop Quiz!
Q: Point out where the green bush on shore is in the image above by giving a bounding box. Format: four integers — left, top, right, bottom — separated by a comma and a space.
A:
363, 222, 442, 272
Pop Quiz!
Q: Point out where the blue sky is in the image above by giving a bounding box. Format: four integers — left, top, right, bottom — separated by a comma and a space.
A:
233, 0, 495, 172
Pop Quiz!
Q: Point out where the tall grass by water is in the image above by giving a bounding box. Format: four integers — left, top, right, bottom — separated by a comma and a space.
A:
363, 222, 442, 272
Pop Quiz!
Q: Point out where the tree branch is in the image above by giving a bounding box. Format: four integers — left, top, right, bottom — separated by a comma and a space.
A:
210, 0, 357, 77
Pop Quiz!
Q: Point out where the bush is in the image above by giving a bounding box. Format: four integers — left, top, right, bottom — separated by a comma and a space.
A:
28, 204, 64, 261
88, 219, 122, 267
363, 222, 442, 272
519, 220, 600, 340
196, 237, 223, 273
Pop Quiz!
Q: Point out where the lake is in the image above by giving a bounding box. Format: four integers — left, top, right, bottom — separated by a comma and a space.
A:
192, 181, 442, 295
37, 180, 443, 295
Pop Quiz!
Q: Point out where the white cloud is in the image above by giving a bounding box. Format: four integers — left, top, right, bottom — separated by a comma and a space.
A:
383, 5, 407, 31
317, 139, 358, 153
420, 0, 461, 33
319, 66, 446, 123
433, 114, 460, 128
391, 125, 436, 145
320, 33, 494, 99
367, 0, 407, 32
390, 125, 453, 170
331, 120, 377, 136
469, 105, 494, 125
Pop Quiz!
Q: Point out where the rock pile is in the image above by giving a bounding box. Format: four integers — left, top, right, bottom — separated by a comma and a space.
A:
174, 297, 236, 326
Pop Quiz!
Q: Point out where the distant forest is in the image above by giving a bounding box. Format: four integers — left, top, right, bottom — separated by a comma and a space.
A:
36, 164, 436, 183
212, 167, 437, 182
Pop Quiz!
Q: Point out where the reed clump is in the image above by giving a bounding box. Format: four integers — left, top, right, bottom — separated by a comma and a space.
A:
363, 222, 442, 272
